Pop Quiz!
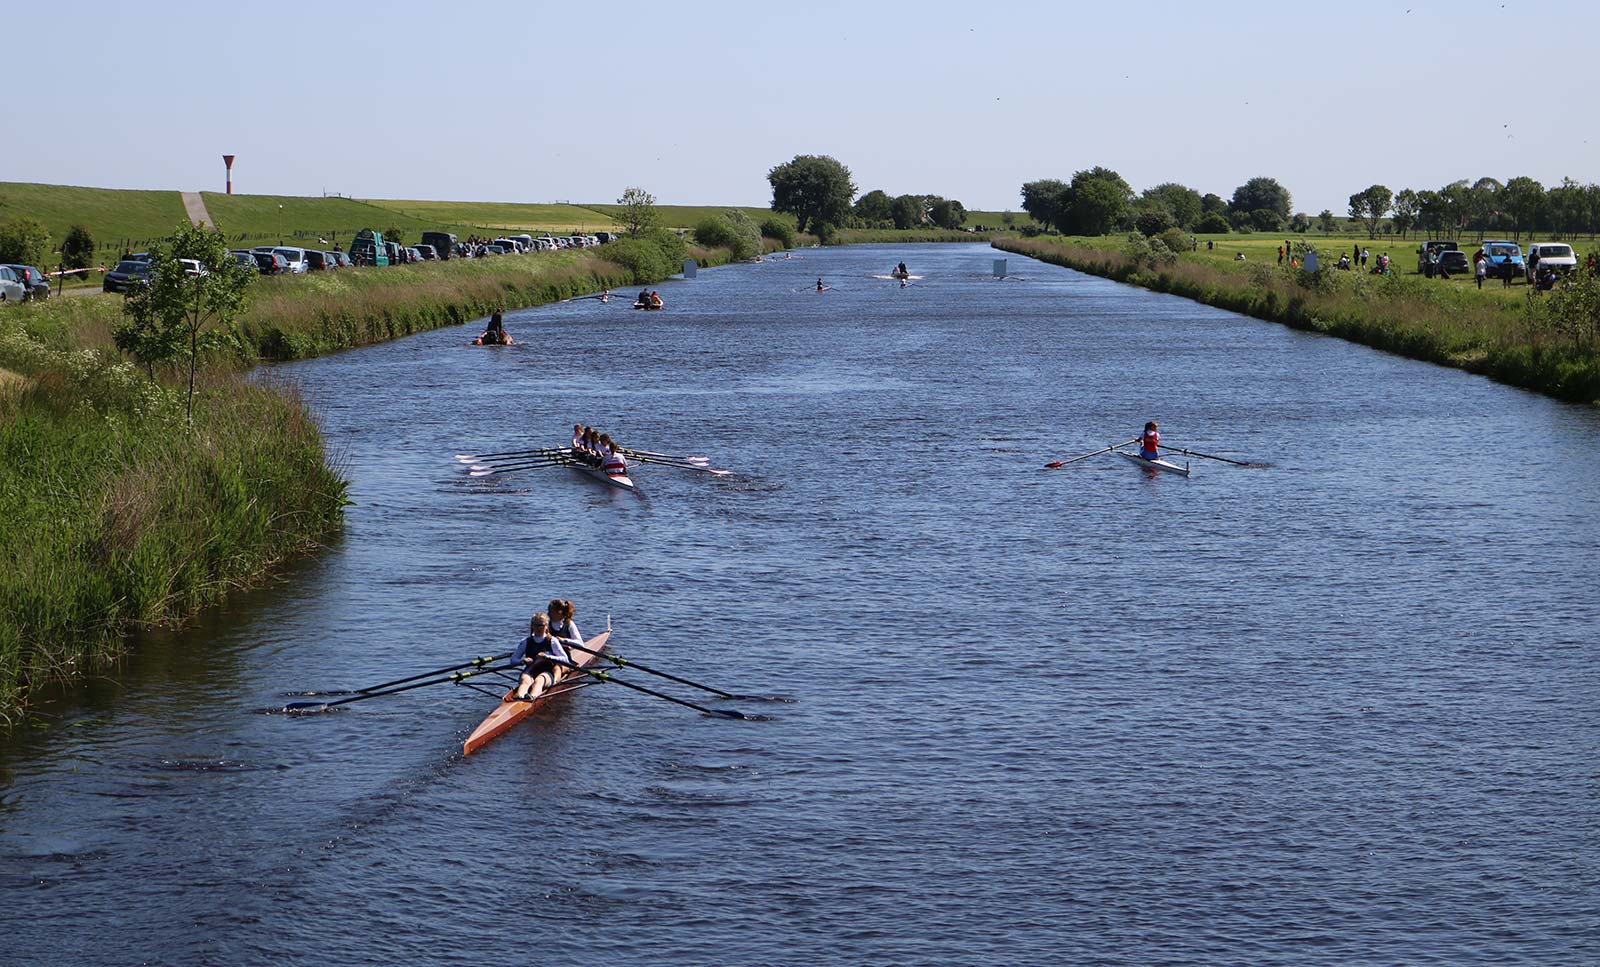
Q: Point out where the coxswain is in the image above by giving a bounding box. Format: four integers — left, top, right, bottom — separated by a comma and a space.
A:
897, 261, 908, 277
510, 612, 569, 702
637, 289, 649, 308
1139, 421, 1160, 461
475, 311, 510, 345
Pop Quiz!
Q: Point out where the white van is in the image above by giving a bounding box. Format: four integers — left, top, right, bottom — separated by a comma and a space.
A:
271, 247, 311, 273
1524, 242, 1578, 282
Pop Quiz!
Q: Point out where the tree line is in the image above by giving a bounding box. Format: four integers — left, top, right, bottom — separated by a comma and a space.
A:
1346, 178, 1600, 241
1019, 171, 1297, 238
764, 155, 970, 241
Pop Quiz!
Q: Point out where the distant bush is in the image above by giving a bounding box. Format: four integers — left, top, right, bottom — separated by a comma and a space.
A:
1158, 227, 1190, 254
62, 225, 95, 271
600, 228, 688, 282
759, 217, 796, 249
0, 217, 51, 266
812, 221, 840, 245
692, 212, 760, 260
1195, 212, 1231, 234
1135, 208, 1175, 237
692, 216, 737, 249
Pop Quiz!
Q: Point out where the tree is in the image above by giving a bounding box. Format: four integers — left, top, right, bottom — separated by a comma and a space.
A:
759, 216, 796, 249
115, 223, 255, 419
1229, 176, 1292, 222
1348, 184, 1392, 238
890, 194, 926, 230
384, 226, 407, 246
1200, 192, 1228, 215
1135, 206, 1176, 237
61, 224, 96, 271
1391, 189, 1420, 239
1289, 212, 1311, 233
1000, 211, 1016, 229
1249, 208, 1283, 232
1318, 209, 1338, 234
1501, 176, 1545, 240
853, 189, 893, 225
1020, 179, 1071, 233
1468, 178, 1503, 235
1142, 183, 1203, 229
929, 198, 966, 229
1064, 166, 1133, 235
0, 217, 51, 266
616, 187, 659, 237
1195, 212, 1231, 234
767, 155, 855, 235
1416, 190, 1444, 234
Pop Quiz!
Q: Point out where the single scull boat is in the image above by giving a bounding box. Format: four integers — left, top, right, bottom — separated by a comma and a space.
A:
1115, 449, 1192, 477
463, 627, 613, 755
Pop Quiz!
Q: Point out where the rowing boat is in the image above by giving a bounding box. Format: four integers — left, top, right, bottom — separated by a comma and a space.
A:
463, 628, 613, 755
1116, 449, 1192, 477
568, 460, 636, 491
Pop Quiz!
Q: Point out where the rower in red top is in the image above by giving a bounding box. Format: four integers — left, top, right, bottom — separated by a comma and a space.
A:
1139, 421, 1160, 461
598, 433, 629, 479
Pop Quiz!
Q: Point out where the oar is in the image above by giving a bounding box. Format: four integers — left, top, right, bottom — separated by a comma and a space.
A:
456, 446, 569, 463
281, 663, 518, 713
468, 459, 576, 477
1044, 439, 1138, 470
630, 455, 733, 476
554, 659, 757, 720
468, 455, 572, 471
563, 639, 753, 701
289, 653, 511, 697
618, 447, 709, 463
1159, 444, 1258, 467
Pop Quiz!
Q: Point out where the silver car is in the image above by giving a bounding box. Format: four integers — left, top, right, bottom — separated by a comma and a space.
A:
0, 265, 25, 302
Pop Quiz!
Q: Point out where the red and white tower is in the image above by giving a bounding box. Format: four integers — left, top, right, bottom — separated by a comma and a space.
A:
223, 155, 235, 195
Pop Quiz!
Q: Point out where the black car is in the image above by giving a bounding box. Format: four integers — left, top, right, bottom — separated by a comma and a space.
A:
252, 251, 287, 274
3, 264, 51, 300
103, 260, 152, 293
304, 251, 330, 271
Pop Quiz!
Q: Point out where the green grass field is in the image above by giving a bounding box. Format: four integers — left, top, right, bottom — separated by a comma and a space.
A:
0, 183, 190, 254
200, 193, 469, 246
366, 199, 618, 233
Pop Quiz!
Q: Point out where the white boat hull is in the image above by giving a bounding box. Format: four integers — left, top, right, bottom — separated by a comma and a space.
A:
1116, 450, 1191, 477
569, 462, 637, 491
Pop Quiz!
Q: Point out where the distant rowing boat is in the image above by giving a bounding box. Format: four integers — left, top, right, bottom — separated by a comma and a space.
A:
463, 627, 613, 755
1115, 449, 1192, 477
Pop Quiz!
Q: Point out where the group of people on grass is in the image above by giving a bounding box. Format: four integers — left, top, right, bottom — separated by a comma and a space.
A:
510, 599, 585, 702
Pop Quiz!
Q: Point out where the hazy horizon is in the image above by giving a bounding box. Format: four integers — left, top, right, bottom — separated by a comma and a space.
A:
8, 1, 1596, 216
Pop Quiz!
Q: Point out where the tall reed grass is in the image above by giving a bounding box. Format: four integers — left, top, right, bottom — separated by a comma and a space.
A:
995, 237, 1600, 404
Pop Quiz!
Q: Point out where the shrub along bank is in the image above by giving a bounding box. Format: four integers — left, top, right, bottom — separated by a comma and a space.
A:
994, 236, 1600, 404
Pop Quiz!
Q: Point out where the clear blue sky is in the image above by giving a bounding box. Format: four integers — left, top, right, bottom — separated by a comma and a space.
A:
8, 0, 1595, 215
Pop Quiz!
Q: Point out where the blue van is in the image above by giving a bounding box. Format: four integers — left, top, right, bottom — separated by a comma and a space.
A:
1479, 240, 1523, 281
350, 229, 389, 267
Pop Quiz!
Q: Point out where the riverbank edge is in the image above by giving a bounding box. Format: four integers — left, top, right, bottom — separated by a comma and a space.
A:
993, 237, 1600, 405
0, 238, 758, 724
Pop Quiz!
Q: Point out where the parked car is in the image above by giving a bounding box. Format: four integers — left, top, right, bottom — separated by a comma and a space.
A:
405, 247, 424, 262
269, 247, 310, 273
3, 264, 51, 300
350, 229, 389, 267
1479, 240, 1524, 281
414, 244, 436, 261
126, 252, 152, 262
1524, 242, 1578, 282
303, 251, 330, 271
231, 250, 259, 272
103, 260, 153, 292
0, 265, 25, 302
328, 251, 352, 269
253, 251, 288, 274
1415, 239, 1458, 275
485, 244, 507, 255
595, 232, 617, 244
1437, 250, 1471, 277
383, 241, 402, 264
421, 231, 457, 260
177, 258, 207, 277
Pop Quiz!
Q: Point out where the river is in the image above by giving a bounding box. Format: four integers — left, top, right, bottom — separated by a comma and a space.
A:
2, 243, 1595, 966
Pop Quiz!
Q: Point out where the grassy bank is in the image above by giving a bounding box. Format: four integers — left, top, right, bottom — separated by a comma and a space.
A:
0, 321, 347, 721
995, 235, 1600, 404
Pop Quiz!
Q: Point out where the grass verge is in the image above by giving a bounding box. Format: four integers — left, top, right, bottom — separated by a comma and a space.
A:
994, 235, 1600, 404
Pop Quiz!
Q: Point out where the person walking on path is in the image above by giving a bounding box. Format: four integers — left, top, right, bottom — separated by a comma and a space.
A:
1277, 245, 1284, 265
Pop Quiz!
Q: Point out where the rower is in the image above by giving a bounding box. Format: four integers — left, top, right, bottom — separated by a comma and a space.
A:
599, 288, 610, 303
599, 434, 628, 478
548, 599, 583, 656
637, 289, 649, 307
648, 291, 663, 308
475, 311, 510, 345
1139, 421, 1160, 461
510, 612, 569, 702
817, 277, 824, 291
582, 428, 603, 465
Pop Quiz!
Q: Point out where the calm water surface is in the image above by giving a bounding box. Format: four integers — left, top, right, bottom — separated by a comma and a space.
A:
3, 244, 1596, 966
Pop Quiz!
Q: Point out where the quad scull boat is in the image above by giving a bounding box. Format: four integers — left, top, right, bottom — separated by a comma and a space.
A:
462, 627, 612, 755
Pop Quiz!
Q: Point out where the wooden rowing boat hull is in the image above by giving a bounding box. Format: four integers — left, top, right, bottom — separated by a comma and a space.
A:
1116, 450, 1192, 477
462, 629, 611, 755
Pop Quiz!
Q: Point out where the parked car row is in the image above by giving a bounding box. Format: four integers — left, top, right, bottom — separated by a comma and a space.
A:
1414, 238, 1583, 283
1, 263, 50, 301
